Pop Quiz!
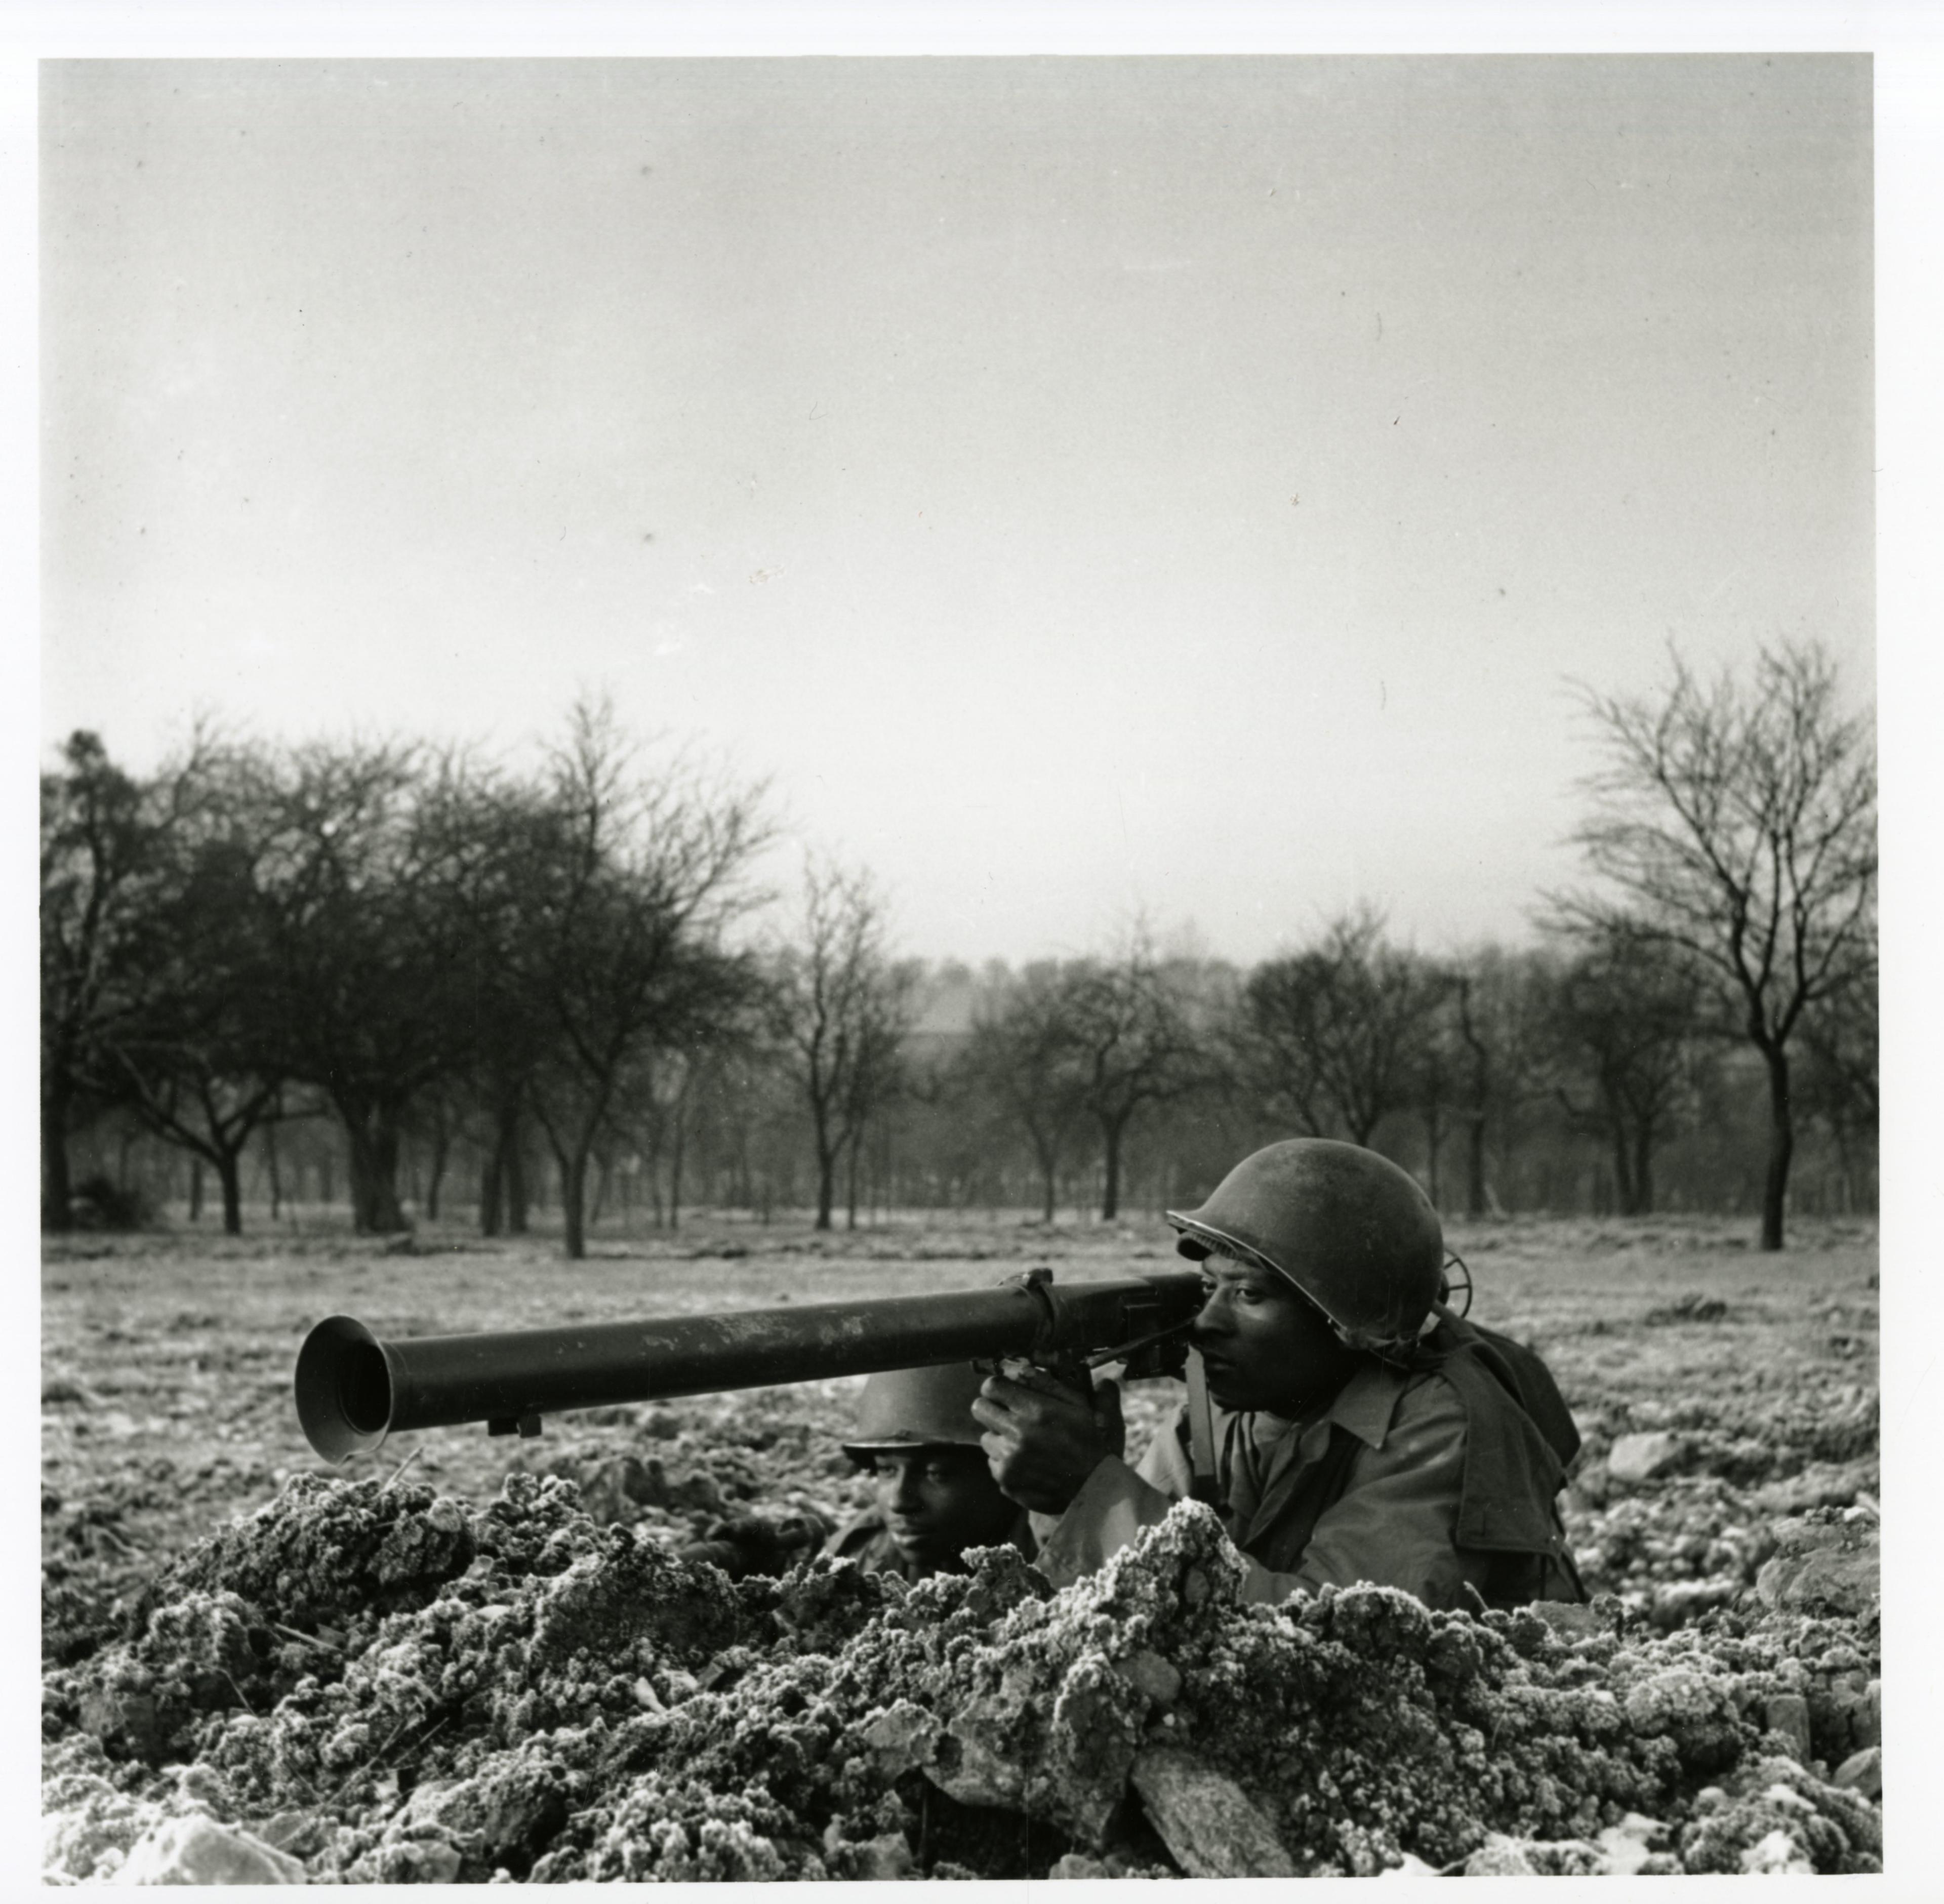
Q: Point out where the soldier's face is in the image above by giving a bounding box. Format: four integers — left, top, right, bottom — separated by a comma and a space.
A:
870, 1447, 1017, 1573
1191, 1253, 1363, 1416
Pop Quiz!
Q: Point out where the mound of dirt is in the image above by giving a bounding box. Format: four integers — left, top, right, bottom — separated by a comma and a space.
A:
42, 1472, 1882, 1882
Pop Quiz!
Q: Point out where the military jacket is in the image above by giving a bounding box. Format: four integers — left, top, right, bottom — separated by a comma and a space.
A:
1033, 1320, 1584, 1611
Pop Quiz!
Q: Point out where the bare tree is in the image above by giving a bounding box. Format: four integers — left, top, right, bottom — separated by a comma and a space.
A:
1240, 907, 1448, 1148
1425, 946, 1565, 1219
514, 702, 771, 1259
843, 959, 922, 1228
246, 740, 484, 1234
601, 1026, 754, 1232
1794, 962, 1879, 1212
1552, 641, 1876, 1249
96, 741, 290, 1236
433, 768, 553, 1240
959, 963, 1091, 1223
40, 733, 164, 1228
1057, 942, 1209, 1222
39, 725, 289, 1230
772, 859, 917, 1231
1444, 963, 1498, 1216
1541, 926, 1710, 1216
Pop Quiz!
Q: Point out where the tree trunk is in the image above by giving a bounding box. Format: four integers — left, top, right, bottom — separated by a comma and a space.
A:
189, 1159, 204, 1223
1632, 1124, 1656, 1217
1609, 1123, 1636, 1217
808, 1082, 839, 1229
814, 1137, 838, 1231
1099, 1122, 1124, 1222
479, 1150, 503, 1235
425, 1123, 449, 1222
1830, 1125, 1853, 1217
560, 1145, 589, 1260
1465, 1117, 1488, 1220
1454, 974, 1492, 1221
669, 1107, 685, 1233
42, 1079, 74, 1232
343, 1105, 409, 1234
480, 1099, 521, 1235
265, 1121, 283, 1222
845, 1131, 861, 1231
1759, 1043, 1793, 1251
216, 1150, 244, 1235
506, 1132, 529, 1234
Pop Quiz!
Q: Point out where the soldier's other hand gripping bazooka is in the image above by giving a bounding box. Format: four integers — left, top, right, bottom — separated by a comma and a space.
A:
294, 1267, 1204, 1464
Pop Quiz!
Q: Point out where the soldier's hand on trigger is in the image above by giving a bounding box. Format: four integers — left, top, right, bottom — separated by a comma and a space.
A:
972, 1357, 1125, 1517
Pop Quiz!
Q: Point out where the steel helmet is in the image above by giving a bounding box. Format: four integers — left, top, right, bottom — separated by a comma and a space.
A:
840, 1362, 988, 1463
1165, 1139, 1443, 1353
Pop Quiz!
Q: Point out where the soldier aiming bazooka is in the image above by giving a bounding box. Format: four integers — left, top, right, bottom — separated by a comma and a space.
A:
295, 1139, 1583, 1610
976, 1139, 1586, 1610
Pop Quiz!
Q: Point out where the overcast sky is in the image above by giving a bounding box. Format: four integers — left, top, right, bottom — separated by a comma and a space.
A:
40, 53, 1874, 968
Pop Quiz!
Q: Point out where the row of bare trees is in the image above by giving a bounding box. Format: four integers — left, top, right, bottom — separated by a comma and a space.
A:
58, 914, 1875, 1245
42, 703, 794, 1255
943, 634, 1879, 1253
44, 642, 1875, 1253
947, 914, 1873, 1231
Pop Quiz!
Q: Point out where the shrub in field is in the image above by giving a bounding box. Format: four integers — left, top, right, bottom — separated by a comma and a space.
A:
1643, 1293, 1730, 1325
66, 1174, 153, 1232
